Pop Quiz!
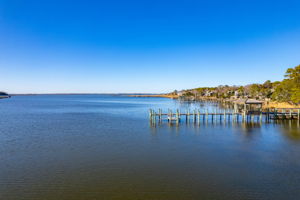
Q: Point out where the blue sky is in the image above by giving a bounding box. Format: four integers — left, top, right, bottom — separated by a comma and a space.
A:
0, 0, 300, 93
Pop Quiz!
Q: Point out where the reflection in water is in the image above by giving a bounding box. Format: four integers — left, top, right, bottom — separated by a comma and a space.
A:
151, 119, 262, 129
150, 119, 300, 142
278, 121, 300, 140
239, 122, 262, 134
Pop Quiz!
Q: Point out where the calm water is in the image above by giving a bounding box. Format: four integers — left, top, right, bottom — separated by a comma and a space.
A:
1, 95, 300, 200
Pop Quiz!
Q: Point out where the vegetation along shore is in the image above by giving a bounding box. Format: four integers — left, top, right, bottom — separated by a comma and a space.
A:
133, 65, 300, 108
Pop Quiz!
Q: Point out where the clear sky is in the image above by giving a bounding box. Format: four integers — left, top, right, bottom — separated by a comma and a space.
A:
0, 0, 300, 93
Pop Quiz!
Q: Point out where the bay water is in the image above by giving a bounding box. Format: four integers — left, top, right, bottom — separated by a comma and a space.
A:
0, 95, 300, 200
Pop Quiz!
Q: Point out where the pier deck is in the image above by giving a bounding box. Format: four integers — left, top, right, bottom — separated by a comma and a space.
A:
149, 108, 300, 123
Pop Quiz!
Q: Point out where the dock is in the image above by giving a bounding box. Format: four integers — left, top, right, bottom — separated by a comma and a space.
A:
149, 108, 300, 124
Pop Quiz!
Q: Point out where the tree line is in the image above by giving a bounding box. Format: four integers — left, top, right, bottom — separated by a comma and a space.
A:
178, 65, 300, 104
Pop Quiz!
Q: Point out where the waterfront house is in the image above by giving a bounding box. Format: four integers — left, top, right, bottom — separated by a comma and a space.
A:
177, 91, 184, 97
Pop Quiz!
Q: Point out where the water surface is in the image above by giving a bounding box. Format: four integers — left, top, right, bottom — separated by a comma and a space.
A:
1, 95, 300, 200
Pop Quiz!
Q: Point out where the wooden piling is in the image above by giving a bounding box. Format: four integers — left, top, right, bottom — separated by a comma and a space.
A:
260, 112, 262, 122
149, 109, 152, 119
176, 109, 179, 123
214, 110, 217, 121
232, 111, 235, 122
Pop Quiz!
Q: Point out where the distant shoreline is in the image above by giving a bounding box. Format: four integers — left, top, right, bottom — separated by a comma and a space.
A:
5, 93, 299, 109
7, 93, 177, 98
127, 94, 179, 99
9, 93, 155, 96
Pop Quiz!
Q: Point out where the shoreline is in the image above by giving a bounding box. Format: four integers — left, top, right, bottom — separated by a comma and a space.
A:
127, 94, 179, 99
127, 94, 300, 109
5, 93, 300, 109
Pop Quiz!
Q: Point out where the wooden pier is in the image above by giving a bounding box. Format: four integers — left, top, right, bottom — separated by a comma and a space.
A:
149, 108, 300, 124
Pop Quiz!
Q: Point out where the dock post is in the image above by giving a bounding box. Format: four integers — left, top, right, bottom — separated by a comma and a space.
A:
158, 109, 162, 122
176, 109, 179, 124
193, 109, 196, 123
234, 111, 237, 122
187, 110, 190, 123
197, 109, 200, 122
298, 109, 300, 121
170, 110, 172, 124
185, 110, 187, 122
149, 109, 152, 120
242, 111, 244, 122
232, 111, 235, 122
233, 111, 235, 122
160, 109, 162, 122
214, 110, 217, 121
206, 109, 208, 122
260, 112, 262, 122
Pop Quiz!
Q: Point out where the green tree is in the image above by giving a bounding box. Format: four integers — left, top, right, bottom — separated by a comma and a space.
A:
249, 84, 262, 98
271, 79, 292, 102
272, 65, 300, 103
291, 87, 300, 103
